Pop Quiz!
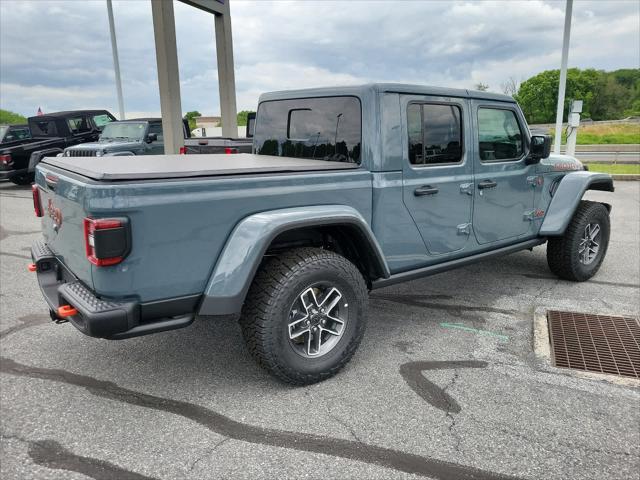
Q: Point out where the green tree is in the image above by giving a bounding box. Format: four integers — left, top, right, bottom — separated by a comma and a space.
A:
237, 110, 252, 126
183, 111, 201, 132
515, 68, 640, 124
0, 109, 27, 124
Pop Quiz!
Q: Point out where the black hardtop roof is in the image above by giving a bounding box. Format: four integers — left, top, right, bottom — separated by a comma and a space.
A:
29, 110, 113, 121
260, 83, 514, 103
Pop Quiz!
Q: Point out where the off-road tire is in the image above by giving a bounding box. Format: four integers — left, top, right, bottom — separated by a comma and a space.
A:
9, 173, 35, 186
240, 247, 368, 385
547, 200, 610, 281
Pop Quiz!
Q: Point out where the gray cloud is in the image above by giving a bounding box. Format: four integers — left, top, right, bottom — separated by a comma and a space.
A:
1, 0, 638, 118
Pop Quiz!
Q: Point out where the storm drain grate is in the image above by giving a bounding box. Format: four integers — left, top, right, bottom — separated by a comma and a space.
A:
547, 310, 640, 379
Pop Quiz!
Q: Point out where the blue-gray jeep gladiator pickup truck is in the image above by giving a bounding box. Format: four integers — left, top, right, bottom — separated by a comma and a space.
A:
30, 84, 613, 384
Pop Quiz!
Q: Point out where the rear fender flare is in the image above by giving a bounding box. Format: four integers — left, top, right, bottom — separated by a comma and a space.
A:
28, 148, 63, 171
198, 205, 389, 316
540, 171, 614, 236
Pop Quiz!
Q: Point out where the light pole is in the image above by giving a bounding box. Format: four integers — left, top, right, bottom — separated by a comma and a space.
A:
553, 0, 573, 154
107, 0, 125, 120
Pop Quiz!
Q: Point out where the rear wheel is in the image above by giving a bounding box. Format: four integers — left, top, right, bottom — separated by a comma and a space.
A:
9, 173, 34, 185
240, 247, 368, 385
547, 200, 610, 281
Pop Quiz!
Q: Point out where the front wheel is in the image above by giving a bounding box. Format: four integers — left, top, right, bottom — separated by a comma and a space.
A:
240, 248, 368, 385
546, 200, 610, 281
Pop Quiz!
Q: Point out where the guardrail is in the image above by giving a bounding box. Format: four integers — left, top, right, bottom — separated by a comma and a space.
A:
564, 144, 639, 153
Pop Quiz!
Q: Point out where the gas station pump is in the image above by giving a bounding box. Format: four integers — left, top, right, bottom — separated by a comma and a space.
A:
565, 99, 582, 156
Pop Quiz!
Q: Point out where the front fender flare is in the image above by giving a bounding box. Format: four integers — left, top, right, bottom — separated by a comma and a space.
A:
104, 151, 136, 156
198, 205, 389, 316
539, 171, 613, 236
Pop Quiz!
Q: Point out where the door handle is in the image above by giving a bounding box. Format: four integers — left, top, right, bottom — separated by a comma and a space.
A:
414, 185, 439, 196
478, 180, 497, 190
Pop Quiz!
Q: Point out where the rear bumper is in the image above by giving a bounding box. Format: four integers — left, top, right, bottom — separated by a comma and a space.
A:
31, 240, 198, 339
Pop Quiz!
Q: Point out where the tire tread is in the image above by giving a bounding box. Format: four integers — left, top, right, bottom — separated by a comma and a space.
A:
547, 200, 610, 281
240, 248, 367, 385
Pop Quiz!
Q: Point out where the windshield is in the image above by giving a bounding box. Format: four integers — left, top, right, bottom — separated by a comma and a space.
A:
254, 96, 361, 163
0, 126, 7, 140
100, 122, 146, 141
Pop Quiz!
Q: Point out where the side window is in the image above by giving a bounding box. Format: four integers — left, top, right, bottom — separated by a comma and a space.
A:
407, 103, 463, 166
15, 128, 31, 140
147, 123, 163, 142
254, 96, 362, 163
477, 108, 523, 161
92, 114, 113, 131
67, 116, 91, 134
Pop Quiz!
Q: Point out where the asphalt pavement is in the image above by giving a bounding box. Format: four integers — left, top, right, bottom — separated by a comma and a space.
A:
1, 180, 639, 480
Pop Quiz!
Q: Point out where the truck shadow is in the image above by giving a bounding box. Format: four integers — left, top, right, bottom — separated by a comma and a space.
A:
0, 250, 553, 480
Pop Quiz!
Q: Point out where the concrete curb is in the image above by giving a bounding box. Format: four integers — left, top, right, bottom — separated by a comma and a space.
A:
533, 307, 640, 387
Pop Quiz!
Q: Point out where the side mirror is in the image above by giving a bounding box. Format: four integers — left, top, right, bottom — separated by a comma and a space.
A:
526, 134, 552, 164
146, 133, 158, 143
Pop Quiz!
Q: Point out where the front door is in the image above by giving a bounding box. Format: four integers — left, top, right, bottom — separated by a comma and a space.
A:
471, 101, 535, 244
401, 96, 473, 255
147, 122, 165, 155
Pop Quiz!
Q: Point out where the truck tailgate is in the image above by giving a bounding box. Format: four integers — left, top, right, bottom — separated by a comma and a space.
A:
42, 153, 359, 181
35, 166, 93, 287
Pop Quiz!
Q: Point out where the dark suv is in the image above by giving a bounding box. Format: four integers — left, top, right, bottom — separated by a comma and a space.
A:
62, 118, 188, 158
0, 110, 115, 184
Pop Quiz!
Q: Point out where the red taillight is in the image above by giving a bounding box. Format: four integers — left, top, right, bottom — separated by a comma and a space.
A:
0, 154, 11, 166
83, 217, 130, 266
224, 147, 239, 154
32, 184, 43, 217
179, 146, 186, 154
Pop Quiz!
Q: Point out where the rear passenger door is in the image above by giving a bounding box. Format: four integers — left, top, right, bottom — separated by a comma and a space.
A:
401, 96, 473, 255
471, 101, 535, 244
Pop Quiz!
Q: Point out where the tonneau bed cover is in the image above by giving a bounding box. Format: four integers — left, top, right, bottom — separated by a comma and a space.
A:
42, 153, 359, 181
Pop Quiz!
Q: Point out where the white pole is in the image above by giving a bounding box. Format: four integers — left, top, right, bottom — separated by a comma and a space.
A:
107, 0, 125, 120
553, 0, 573, 154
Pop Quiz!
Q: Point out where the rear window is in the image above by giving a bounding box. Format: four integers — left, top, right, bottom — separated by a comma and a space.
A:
254, 96, 361, 163
30, 119, 59, 136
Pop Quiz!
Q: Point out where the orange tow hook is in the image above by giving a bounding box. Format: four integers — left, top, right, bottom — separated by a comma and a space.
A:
28, 263, 37, 272
57, 305, 78, 318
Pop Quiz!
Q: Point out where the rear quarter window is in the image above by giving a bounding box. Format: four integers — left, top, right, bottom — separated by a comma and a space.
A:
67, 116, 91, 134
254, 96, 361, 164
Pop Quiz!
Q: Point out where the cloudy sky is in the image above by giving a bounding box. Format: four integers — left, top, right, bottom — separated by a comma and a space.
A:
1, 0, 638, 118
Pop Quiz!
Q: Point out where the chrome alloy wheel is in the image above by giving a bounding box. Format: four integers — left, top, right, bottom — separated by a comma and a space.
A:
287, 284, 348, 358
578, 223, 601, 265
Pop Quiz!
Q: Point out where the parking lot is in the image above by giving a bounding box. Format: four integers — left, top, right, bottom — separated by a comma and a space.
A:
1, 180, 638, 480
